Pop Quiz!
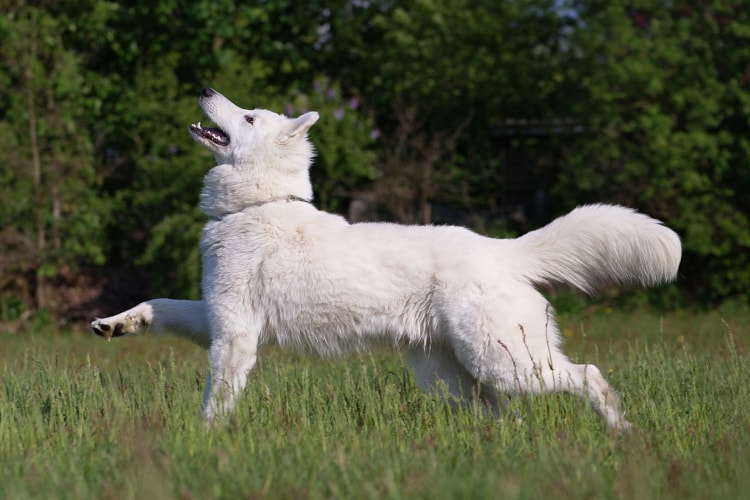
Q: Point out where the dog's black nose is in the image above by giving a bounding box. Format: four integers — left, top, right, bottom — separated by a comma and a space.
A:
201, 87, 217, 98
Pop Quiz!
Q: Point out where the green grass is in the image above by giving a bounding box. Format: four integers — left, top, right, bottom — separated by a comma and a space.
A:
1, 303, 749, 499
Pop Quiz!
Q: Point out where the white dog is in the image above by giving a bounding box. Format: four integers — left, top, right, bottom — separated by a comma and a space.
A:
92, 88, 681, 431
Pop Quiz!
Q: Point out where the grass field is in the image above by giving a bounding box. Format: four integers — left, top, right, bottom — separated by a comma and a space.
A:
1, 301, 749, 499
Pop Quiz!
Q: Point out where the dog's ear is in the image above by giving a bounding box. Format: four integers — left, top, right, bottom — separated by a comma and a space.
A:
277, 112, 319, 145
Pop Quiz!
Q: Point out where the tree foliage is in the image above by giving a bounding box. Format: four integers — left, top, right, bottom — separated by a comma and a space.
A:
555, 0, 750, 302
0, 0, 749, 322
323, 0, 579, 223
0, 1, 112, 313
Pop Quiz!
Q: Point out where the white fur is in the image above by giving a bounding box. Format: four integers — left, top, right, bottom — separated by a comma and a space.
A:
92, 88, 682, 431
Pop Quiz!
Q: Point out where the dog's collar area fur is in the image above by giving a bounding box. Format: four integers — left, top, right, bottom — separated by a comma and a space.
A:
208, 195, 311, 220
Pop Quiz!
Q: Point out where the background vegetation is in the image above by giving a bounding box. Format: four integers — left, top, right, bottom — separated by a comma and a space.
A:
1, 0, 749, 325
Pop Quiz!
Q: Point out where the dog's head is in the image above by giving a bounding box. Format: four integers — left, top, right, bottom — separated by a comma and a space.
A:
189, 87, 319, 169
189, 88, 321, 217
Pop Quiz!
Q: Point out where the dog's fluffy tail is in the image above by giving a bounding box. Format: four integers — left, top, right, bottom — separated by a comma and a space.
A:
511, 204, 681, 294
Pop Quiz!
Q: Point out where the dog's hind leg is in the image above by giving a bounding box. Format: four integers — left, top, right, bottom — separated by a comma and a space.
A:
444, 291, 631, 431
91, 299, 211, 348
454, 337, 630, 431
408, 345, 509, 416
539, 362, 631, 432
508, 360, 631, 432
457, 334, 631, 431
408, 345, 477, 405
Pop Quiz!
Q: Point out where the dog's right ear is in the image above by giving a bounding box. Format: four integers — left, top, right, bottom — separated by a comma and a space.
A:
277, 112, 319, 145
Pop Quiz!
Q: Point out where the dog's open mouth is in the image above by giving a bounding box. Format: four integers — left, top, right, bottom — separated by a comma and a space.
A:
189, 122, 230, 146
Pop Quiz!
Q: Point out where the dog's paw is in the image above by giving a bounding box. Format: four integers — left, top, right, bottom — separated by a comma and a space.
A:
91, 318, 121, 341
91, 315, 142, 341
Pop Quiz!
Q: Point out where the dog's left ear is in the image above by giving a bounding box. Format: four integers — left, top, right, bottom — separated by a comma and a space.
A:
277, 112, 319, 145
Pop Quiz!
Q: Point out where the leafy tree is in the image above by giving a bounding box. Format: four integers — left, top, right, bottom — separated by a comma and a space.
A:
556, 0, 750, 303
0, 2, 112, 316
323, 0, 580, 223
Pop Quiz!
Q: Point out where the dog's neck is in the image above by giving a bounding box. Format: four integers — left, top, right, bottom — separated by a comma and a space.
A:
242, 194, 311, 207
206, 195, 311, 220
200, 163, 314, 219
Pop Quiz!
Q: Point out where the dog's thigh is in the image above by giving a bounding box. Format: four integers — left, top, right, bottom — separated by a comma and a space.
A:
407, 345, 478, 404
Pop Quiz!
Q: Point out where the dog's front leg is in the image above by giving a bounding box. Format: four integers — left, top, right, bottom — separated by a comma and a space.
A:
202, 332, 258, 420
91, 299, 211, 348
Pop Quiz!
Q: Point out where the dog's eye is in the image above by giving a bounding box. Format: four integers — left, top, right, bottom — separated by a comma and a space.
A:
245, 115, 255, 125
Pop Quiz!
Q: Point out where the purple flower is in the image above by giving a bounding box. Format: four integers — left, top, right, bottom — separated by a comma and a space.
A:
349, 97, 360, 110
284, 103, 295, 116
369, 129, 381, 140
333, 108, 345, 121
